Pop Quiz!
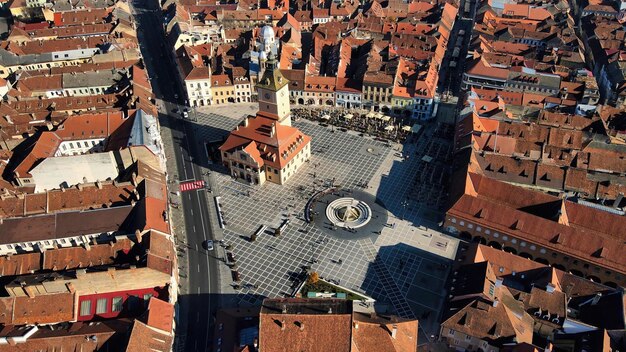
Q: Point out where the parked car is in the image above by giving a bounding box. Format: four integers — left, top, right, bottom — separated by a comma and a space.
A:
203, 240, 214, 251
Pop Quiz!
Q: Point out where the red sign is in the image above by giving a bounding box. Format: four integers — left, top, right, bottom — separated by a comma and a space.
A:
179, 180, 205, 192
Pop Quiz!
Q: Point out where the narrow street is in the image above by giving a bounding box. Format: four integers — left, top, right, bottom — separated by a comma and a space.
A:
129, 1, 222, 350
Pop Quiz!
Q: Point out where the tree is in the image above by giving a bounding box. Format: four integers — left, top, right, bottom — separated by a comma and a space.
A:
307, 272, 319, 284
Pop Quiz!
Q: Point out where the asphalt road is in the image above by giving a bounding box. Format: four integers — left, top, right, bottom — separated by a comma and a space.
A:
129, 1, 221, 350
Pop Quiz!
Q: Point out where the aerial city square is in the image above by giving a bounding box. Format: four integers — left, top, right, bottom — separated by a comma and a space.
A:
0, 0, 625, 350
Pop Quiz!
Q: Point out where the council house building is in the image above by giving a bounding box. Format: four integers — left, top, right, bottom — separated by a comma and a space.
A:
219, 55, 311, 185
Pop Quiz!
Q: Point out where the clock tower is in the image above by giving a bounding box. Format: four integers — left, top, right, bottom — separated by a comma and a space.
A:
256, 54, 291, 126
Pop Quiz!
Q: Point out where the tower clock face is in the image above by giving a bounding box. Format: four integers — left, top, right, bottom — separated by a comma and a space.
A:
264, 93, 270, 99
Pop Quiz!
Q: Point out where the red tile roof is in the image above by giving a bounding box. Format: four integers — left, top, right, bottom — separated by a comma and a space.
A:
259, 299, 353, 352
220, 115, 311, 169
448, 172, 626, 275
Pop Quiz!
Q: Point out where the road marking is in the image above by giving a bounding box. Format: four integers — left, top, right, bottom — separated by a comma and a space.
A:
193, 225, 196, 233
197, 287, 200, 294
190, 208, 194, 215
198, 263, 200, 272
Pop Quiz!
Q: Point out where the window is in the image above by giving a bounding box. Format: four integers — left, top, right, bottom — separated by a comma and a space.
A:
96, 298, 108, 314
112, 297, 123, 312
449, 329, 455, 335
465, 335, 472, 341
80, 300, 92, 316
143, 293, 153, 301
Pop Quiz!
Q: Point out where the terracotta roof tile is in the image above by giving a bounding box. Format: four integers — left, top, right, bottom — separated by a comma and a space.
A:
351, 314, 418, 352
259, 298, 352, 352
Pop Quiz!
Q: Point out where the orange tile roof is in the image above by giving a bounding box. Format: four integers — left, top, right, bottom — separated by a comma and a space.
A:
351, 313, 418, 352
259, 299, 353, 352
220, 115, 311, 169
449, 172, 626, 275
11, 111, 128, 178
43, 239, 134, 271
146, 298, 174, 332
466, 58, 510, 80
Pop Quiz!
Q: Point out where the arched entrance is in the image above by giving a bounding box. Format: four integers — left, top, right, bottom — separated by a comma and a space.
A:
519, 252, 533, 260
298, 98, 304, 104
503, 246, 517, 255
487, 241, 502, 249
535, 257, 550, 265
569, 269, 584, 277
472, 236, 487, 244
587, 275, 602, 283
459, 231, 472, 241
326, 99, 333, 106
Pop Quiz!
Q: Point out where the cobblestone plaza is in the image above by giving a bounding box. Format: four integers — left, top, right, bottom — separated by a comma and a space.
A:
192, 104, 460, 337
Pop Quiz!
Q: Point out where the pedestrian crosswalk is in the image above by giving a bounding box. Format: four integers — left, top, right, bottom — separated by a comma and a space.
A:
179, 180, 205, 192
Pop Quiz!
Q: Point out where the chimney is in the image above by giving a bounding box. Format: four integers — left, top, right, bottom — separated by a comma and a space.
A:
495, 278, 503, 288
95, 181, 102, 189
281, 305, 287, 314
244, 116, 249, 127
353, 322, 359, 329
271, 123, 276, 137
299, 322, 305, 331
281, 320, 286, 331
391, 325, 397, 339
546, 283, 555, 293
328, 307, 332, 314
135, 229, 143, 244
493, 299, 499, 307
66, 282, 75, 293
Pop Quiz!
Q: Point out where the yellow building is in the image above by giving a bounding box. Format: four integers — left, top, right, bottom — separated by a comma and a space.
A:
210, 74, 236, 105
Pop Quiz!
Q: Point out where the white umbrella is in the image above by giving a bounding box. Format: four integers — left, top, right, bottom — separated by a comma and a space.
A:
384, 125, 395, 131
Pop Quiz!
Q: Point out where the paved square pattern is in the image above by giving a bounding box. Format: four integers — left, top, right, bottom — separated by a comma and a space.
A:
191, 104, 461, 336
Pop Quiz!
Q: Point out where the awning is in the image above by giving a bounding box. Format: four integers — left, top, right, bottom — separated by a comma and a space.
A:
411, 124, 423, 133
384, 125, 395, 131
402, 125, 411, 132
344, 114, 353, 120
321, 114, 331, 120
381, 115, 391, 122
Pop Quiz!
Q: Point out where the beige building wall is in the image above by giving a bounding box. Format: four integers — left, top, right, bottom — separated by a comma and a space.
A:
268, 142, 310, 185
223, 148, 265, 185
440, 328, 497, 352
211, 85, 236, 105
